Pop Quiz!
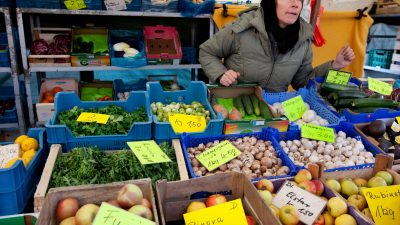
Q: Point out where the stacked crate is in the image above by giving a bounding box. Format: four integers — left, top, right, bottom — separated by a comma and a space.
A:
390, 28, 400, 72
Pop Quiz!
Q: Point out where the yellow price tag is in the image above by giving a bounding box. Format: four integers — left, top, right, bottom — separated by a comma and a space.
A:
325, 70, 351, 86
184, 199, 247, 225
168, 113, 206, 134
362, 185, 400, 225
301, 123, 335, 143
391, 121, 400, 132
196, 140, 241, 172
395, 136, 400, 144
127, 140, 171, 165
76, 112, 110, 124
63, 0, 87, 9
282, 96, 307, 121
93, 202, 155, 225
396, 117, 400, 124
368, 77, 393, 96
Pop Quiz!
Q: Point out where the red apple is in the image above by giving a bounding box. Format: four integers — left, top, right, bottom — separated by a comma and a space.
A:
117, 184, 143, 208
141, 198, 152, 210
311, 180, 324, 196
107, 200, 121, 208
294, 169, 312, 184
255, 179, 274, 192
56, 197, 80, 222
298, 181, 317, 195
246, 215, 255, 225
128, 205, 154, 221
205, 194, 227, 207
313, 215, 325, 225
75, 204, 99, 225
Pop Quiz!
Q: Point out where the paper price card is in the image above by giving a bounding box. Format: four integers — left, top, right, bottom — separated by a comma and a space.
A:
168, 113, 206, 134
282, 96, 307, 121
127, 140, 171, 165
76, 112, 110, 124
301, 123, 335, 143
93, 202, 155, 225
63, 0, 87, 10
362, 185, 400, 225
368, 77, 393, 96
196, 140, 241, 172
325, 70, 351, 86
391, 121, 400, 132
272, 181, 327, 225
184, 199, 248, 225
104, 0, 127, 10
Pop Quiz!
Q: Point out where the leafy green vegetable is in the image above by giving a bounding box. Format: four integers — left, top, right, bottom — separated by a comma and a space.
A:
49, 143, 180, 188
57, 105, 147, 136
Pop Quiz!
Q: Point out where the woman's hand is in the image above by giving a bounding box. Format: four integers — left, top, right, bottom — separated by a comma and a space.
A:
219, 70, 240, 86
332, 45, 355, 70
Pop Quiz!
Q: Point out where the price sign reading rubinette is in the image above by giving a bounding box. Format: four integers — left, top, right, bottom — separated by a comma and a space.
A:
168, 113, 206, 133
301, 123, 335, 143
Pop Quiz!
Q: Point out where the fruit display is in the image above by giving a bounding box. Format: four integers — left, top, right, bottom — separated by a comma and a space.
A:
279, 131, 375, 170
40, 86, 63, 103
255, 169, 362, 225
186, 136, 291, 179
55, 183, 155, 225
151, 101, 211, 122
0, 134, 40, 169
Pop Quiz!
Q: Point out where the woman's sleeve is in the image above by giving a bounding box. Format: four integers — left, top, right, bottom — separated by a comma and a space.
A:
199, 26, 236, 83
291, 40, 334, 90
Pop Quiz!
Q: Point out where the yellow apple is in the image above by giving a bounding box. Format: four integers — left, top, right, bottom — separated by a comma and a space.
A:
255, 179, 274, 192
117, 184, 144, 208
368, 177, 387, 188
270, 205, 280, 218
294, 169, 312, 184
326, 179, 341, 193
75, 204, 99, 225
279, 205, 300, 225
59, 217, 75, 225
341, 180, 359, 197
322, 211, 335, 225
327, 197, 347, 218
375, 171, 394, 185
362, 208, 373, 220
186, 201, 206, 213
347, 194, 367, 211
128, 205, 153, 221
258, 190, 273, 206
335, 214, 356, 225
353, 178, 368, 187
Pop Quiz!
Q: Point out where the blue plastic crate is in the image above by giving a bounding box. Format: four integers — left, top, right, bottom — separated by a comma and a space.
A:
0, 86, 17, 124
181, 47, 196, 64
113, 79, 147, 100
147, 81, 224, 141
181, 129, 298, 180
16, 0, 60, 8
0, 128, 47, 216
263, 88, 344, 127
125, 0, 141, 11
0, 33, 10, 68
178, 0, 214, 17
0, 0, 10, 6
275, 121, 384, 172
142, 0, 178, 12
109, 29, 147, 68
46, 91, 152, 151
60, 0, 103, 9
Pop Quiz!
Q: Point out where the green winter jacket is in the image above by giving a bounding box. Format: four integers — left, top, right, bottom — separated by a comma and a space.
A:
199, 7, 333, 92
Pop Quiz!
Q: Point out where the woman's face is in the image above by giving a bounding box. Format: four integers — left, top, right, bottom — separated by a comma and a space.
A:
276, 0, 302, 28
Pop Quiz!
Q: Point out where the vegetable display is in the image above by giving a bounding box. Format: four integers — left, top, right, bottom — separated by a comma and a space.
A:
31, 35, 71, 55
270, 103, 329, 127
49, 143, 179, 188
151, 101, 210, 122
187, 137, 290, 179
57, 105, 147, 136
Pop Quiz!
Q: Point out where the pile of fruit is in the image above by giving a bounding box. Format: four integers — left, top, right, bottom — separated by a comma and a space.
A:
40, 86, 63, 103
256, 169, 358, 225
280, 131, 375, 170
55, 184, 154, 225
151, 101, 211, 122
186, 136, 290, 179
325, 170, 395, 222
1, 134, 39, 168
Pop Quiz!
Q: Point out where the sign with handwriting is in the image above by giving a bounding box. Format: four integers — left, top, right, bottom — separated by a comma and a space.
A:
325, 70, 352, 86
368, 77, 393, 96
168, 113, 206, 134
273, 181, 327, 225
93, 202, 155, 225
0, 144, 20, 168
362, 185, 400, 225
282, 96, 307, 121
301, 123, 335, 143
63, 0, 86, 10
77, 112, 110, 124
184, 199, 247, 225
104, 0, 127, 10
127, 140, 171, 165
196, 141, 241, 172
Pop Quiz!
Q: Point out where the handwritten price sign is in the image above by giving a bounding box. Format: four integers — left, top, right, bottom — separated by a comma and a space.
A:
301, 123, 335, 143
63, 0, 87, 9
282, 96, 307, 121
168, 113, 206, 134
362, 185, 400, 225
127, 140, 171, 165
184, 199, 248, 225
76, 112, 110, 124
93, 202, 155, 225
325, 70, 352, 86
196, 141, 241, 172
368, 77, 393, 96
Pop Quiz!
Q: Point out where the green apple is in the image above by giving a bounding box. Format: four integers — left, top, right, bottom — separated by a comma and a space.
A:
375, 171, 394, 185
341, 180, 359, 197
327, 197, 347, 218
258, 190, 273, 206
326, 179, 341, 193
347, 194, 367, 211
368, 177, 387, 188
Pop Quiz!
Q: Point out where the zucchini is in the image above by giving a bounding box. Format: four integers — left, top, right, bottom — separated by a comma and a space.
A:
242, 95, 253, 115
351, 107, 392, 113
330, 90, 368, 101
260, 101, 273, 119
368, 93, 384, 99
334, 99, 355, 108
351, 99, 400, 108
234, 97, 246, 117
320, 83, 359, 95
250, 95, 260, 116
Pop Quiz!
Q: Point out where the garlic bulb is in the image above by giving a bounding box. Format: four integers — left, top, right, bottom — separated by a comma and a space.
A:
113, 42, 130, 51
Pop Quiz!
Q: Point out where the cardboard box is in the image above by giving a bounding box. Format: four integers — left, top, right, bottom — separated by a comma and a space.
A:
79, 80, 113, 101
207, 84, 289, 134
376, 0, 400, 14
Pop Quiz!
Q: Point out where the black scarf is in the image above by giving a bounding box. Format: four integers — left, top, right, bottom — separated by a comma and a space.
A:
260, 0, 301, 54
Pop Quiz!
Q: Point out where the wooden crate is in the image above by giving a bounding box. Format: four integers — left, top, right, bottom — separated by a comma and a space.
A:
156, 172, 280, 225
34, 140, 188, 212
376, 0, 400, 14
36, 179, 158, 225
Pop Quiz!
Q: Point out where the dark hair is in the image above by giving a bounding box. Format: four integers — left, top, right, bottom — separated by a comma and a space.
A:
261, 0, 302, 54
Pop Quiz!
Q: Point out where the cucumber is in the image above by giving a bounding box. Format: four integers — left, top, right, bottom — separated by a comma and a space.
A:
234, 97, 246, 117
260, 101, 273, 119
351, 99, 400, 108
242, 95, 253, 115
250, 95, 260, 116
320, 83, 359, 95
